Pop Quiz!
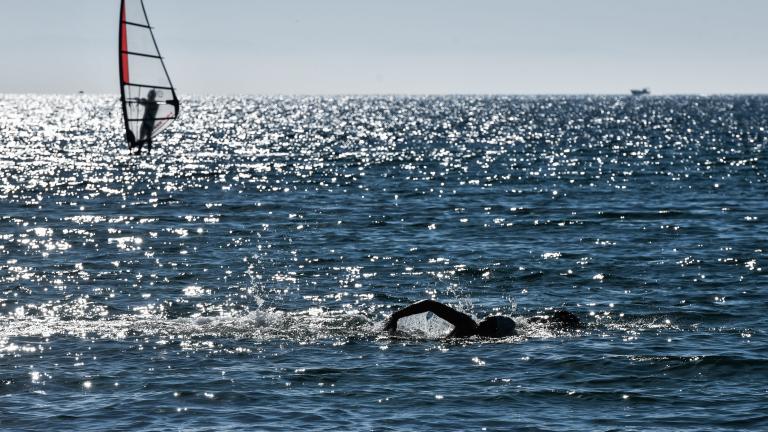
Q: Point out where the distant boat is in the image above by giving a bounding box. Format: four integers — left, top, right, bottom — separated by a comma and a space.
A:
631, 88, 650, 96
118, 0, 179, 152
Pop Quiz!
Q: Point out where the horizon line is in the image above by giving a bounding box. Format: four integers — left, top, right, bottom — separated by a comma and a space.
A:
3, 92, 768, 97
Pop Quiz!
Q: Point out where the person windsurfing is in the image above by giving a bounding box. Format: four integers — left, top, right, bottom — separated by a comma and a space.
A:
134, 89, 160, 155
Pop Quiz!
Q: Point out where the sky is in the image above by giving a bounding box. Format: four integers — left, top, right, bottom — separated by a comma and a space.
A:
1, 0, 768, 95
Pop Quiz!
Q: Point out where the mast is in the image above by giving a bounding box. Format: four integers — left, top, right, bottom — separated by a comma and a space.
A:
118, 0, 133, 145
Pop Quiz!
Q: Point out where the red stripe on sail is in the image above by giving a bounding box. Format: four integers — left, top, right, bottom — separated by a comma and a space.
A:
120, 2, 130, 83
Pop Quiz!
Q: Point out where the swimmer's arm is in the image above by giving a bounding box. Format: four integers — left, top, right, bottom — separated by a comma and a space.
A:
384, 300, 476, 334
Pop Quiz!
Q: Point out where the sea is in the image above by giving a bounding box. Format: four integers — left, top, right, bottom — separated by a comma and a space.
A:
0, 95, 766, 431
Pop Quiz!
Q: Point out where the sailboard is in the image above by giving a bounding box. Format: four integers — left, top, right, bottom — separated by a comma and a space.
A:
118, 0, 179, 152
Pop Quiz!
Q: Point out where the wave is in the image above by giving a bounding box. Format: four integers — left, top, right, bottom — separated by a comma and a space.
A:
1, 307, 588, 345
0, 309, 373, 343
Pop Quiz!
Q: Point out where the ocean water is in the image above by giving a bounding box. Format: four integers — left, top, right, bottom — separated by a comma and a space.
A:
0, 94, 766, 431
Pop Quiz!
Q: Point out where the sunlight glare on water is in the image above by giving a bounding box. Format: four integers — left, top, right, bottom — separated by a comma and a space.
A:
0, 94, 766, 430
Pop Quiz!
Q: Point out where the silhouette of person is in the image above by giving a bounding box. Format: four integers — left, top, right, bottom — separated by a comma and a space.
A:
136, 89, 160, 155
384, 299, 580, 338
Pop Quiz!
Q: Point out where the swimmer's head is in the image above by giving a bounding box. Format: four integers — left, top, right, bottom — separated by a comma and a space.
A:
477, 316, 516, 337
549, 310, 581, 330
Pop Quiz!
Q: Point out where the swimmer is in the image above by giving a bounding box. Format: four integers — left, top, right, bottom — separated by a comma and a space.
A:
384, 299, 580, 338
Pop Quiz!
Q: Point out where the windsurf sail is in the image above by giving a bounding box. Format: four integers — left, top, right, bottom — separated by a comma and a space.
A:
118, 0, 179, 150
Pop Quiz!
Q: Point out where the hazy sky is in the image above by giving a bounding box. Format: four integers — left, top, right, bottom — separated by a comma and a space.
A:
1, 0, 768, 95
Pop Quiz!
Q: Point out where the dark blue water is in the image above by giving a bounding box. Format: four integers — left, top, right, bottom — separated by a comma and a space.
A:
1, 95, 766, 430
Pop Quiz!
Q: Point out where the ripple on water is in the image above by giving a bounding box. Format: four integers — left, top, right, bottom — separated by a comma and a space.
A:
0, 95, 766, 430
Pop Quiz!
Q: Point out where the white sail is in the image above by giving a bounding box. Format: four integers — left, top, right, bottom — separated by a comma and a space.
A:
119, 0, 179, 151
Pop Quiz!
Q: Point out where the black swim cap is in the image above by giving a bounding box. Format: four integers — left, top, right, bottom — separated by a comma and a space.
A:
477, 316, 516, 337
550, 310, 581, 330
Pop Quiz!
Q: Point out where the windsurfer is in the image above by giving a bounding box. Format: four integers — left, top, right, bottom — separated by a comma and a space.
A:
136, 89, 160, 154
384, 299, 581, 338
